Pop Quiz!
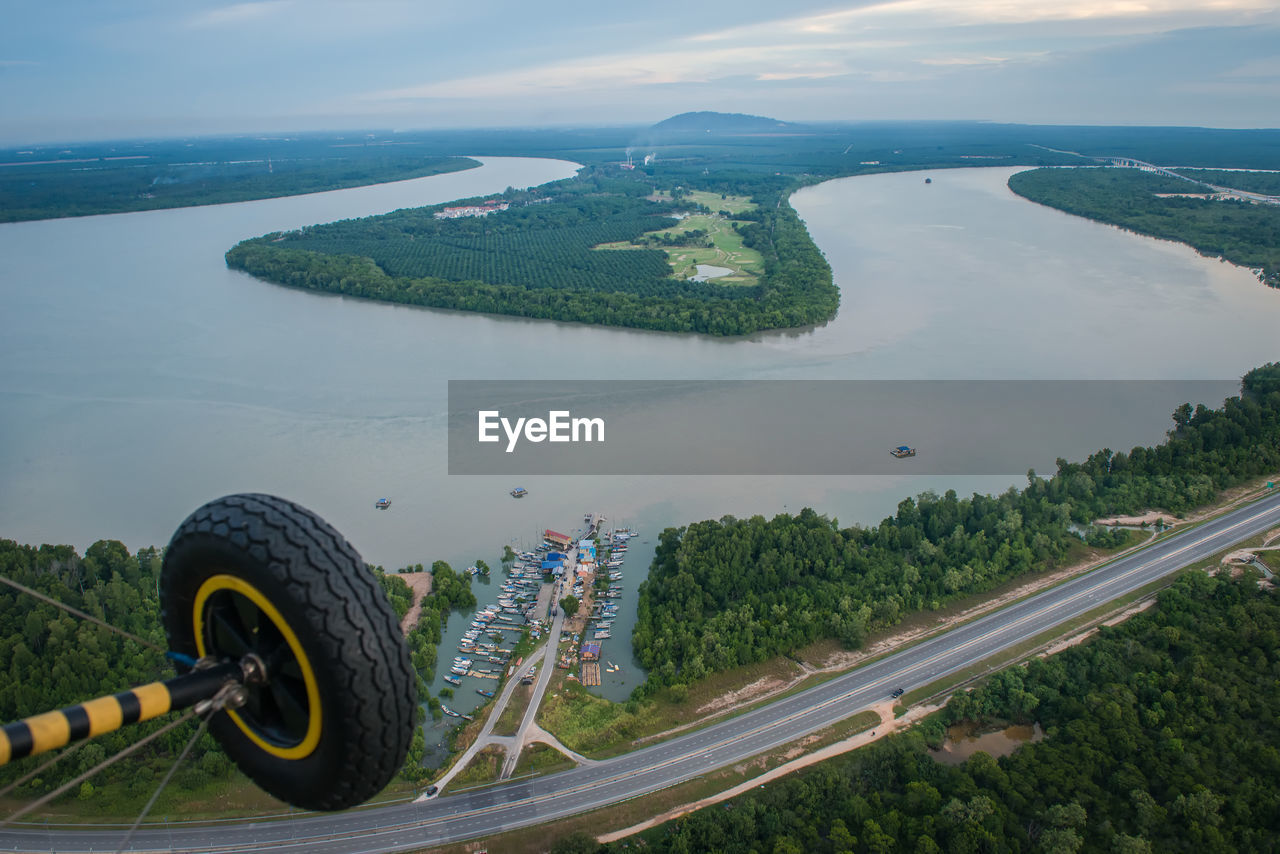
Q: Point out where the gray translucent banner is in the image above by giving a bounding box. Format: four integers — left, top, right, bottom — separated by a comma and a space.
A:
448, 380, 1238, 475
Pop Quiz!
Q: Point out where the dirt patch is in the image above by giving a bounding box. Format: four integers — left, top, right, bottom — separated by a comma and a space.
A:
599, 701, 936, 844
811, 552, 1127, 673
696, 676, 790, 716
1102, 598, 1156, 626
398, 571, 434, 635
781, 734, 821, 761
1095, 511, 1179, 527
563, 583, 594, 636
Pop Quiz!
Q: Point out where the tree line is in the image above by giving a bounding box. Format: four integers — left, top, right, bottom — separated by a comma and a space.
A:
0, 151, 476, 223
559, 571, 1280, 853
1009, 167, 1280, 287
375, 561, 476, 782
632, 363, 1280, 691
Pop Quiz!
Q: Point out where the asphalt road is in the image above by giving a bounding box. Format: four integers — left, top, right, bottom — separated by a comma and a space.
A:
5, 491, 1280, 853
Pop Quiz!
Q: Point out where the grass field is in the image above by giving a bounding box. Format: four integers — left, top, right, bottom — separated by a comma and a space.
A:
537, 680, 659, 755
491, 683, 532, 737
450, 746, 506, 788
595, 191, 765, 285
513, 743, 575, 777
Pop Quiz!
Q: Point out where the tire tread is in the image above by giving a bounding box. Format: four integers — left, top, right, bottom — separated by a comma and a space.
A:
160, 494, 416, 811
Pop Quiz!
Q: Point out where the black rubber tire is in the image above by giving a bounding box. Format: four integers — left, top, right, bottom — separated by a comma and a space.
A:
160, 493, 417, 811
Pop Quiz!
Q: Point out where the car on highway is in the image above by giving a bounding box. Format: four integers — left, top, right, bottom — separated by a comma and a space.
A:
891, 687, 905, 698
424, 785, 439, 798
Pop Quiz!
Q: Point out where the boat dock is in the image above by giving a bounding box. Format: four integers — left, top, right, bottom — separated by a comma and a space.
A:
581, 661, 601, 686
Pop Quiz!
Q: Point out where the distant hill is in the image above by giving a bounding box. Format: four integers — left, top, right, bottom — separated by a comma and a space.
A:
649, 111, 793, 133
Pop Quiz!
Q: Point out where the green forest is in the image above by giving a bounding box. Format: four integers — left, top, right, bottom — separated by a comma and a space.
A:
1175, 169, 1280, 196
632, 363, 1280, 691
1008, 168, 1280, 287
261, 193, 693, 299
561, 571, 1280, 853
225, 168, 839, 335
0, 544, 472, 808
0, 136, 476, 222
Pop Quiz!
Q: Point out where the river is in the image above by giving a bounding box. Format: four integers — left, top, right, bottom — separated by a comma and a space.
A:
2, 161, 1278, 714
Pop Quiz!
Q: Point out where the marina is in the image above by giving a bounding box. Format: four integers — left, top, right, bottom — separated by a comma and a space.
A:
422, 509, 644, 741
546, 520, 643, 696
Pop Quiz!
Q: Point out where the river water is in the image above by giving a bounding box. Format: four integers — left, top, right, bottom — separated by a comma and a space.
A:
3, 161, 1278, 714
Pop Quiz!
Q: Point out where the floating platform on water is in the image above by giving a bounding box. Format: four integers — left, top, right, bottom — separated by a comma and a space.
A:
582, 662, 601, 686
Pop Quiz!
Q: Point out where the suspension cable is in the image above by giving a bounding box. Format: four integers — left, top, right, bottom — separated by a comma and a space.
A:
0, 575, 165, 654
0, 741, 84, 800
1, 709, 198, 826
115, 705, 217, 854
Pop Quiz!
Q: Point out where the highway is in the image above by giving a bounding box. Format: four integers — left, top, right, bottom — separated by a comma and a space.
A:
5, 490, 1280, 853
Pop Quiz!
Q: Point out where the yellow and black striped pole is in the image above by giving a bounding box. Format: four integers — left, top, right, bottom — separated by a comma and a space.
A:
0, 661, 241, 766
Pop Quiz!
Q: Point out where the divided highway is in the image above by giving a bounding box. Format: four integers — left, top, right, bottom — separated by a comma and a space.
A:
5, 491, 1280, 854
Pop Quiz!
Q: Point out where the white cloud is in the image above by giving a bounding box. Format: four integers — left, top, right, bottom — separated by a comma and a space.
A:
1221, 57, 1280, 78
360, 0, 1277, 108
693, 0, 1276, 42
186, 1, 293, 30
366, 41, 878, 101
918, 55, 1017, 66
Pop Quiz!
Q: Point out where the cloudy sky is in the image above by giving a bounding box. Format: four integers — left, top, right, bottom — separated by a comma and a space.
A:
3, 0, 1277, 144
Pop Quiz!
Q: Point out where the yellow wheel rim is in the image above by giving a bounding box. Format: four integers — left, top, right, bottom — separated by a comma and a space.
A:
193, 574, 323, 759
